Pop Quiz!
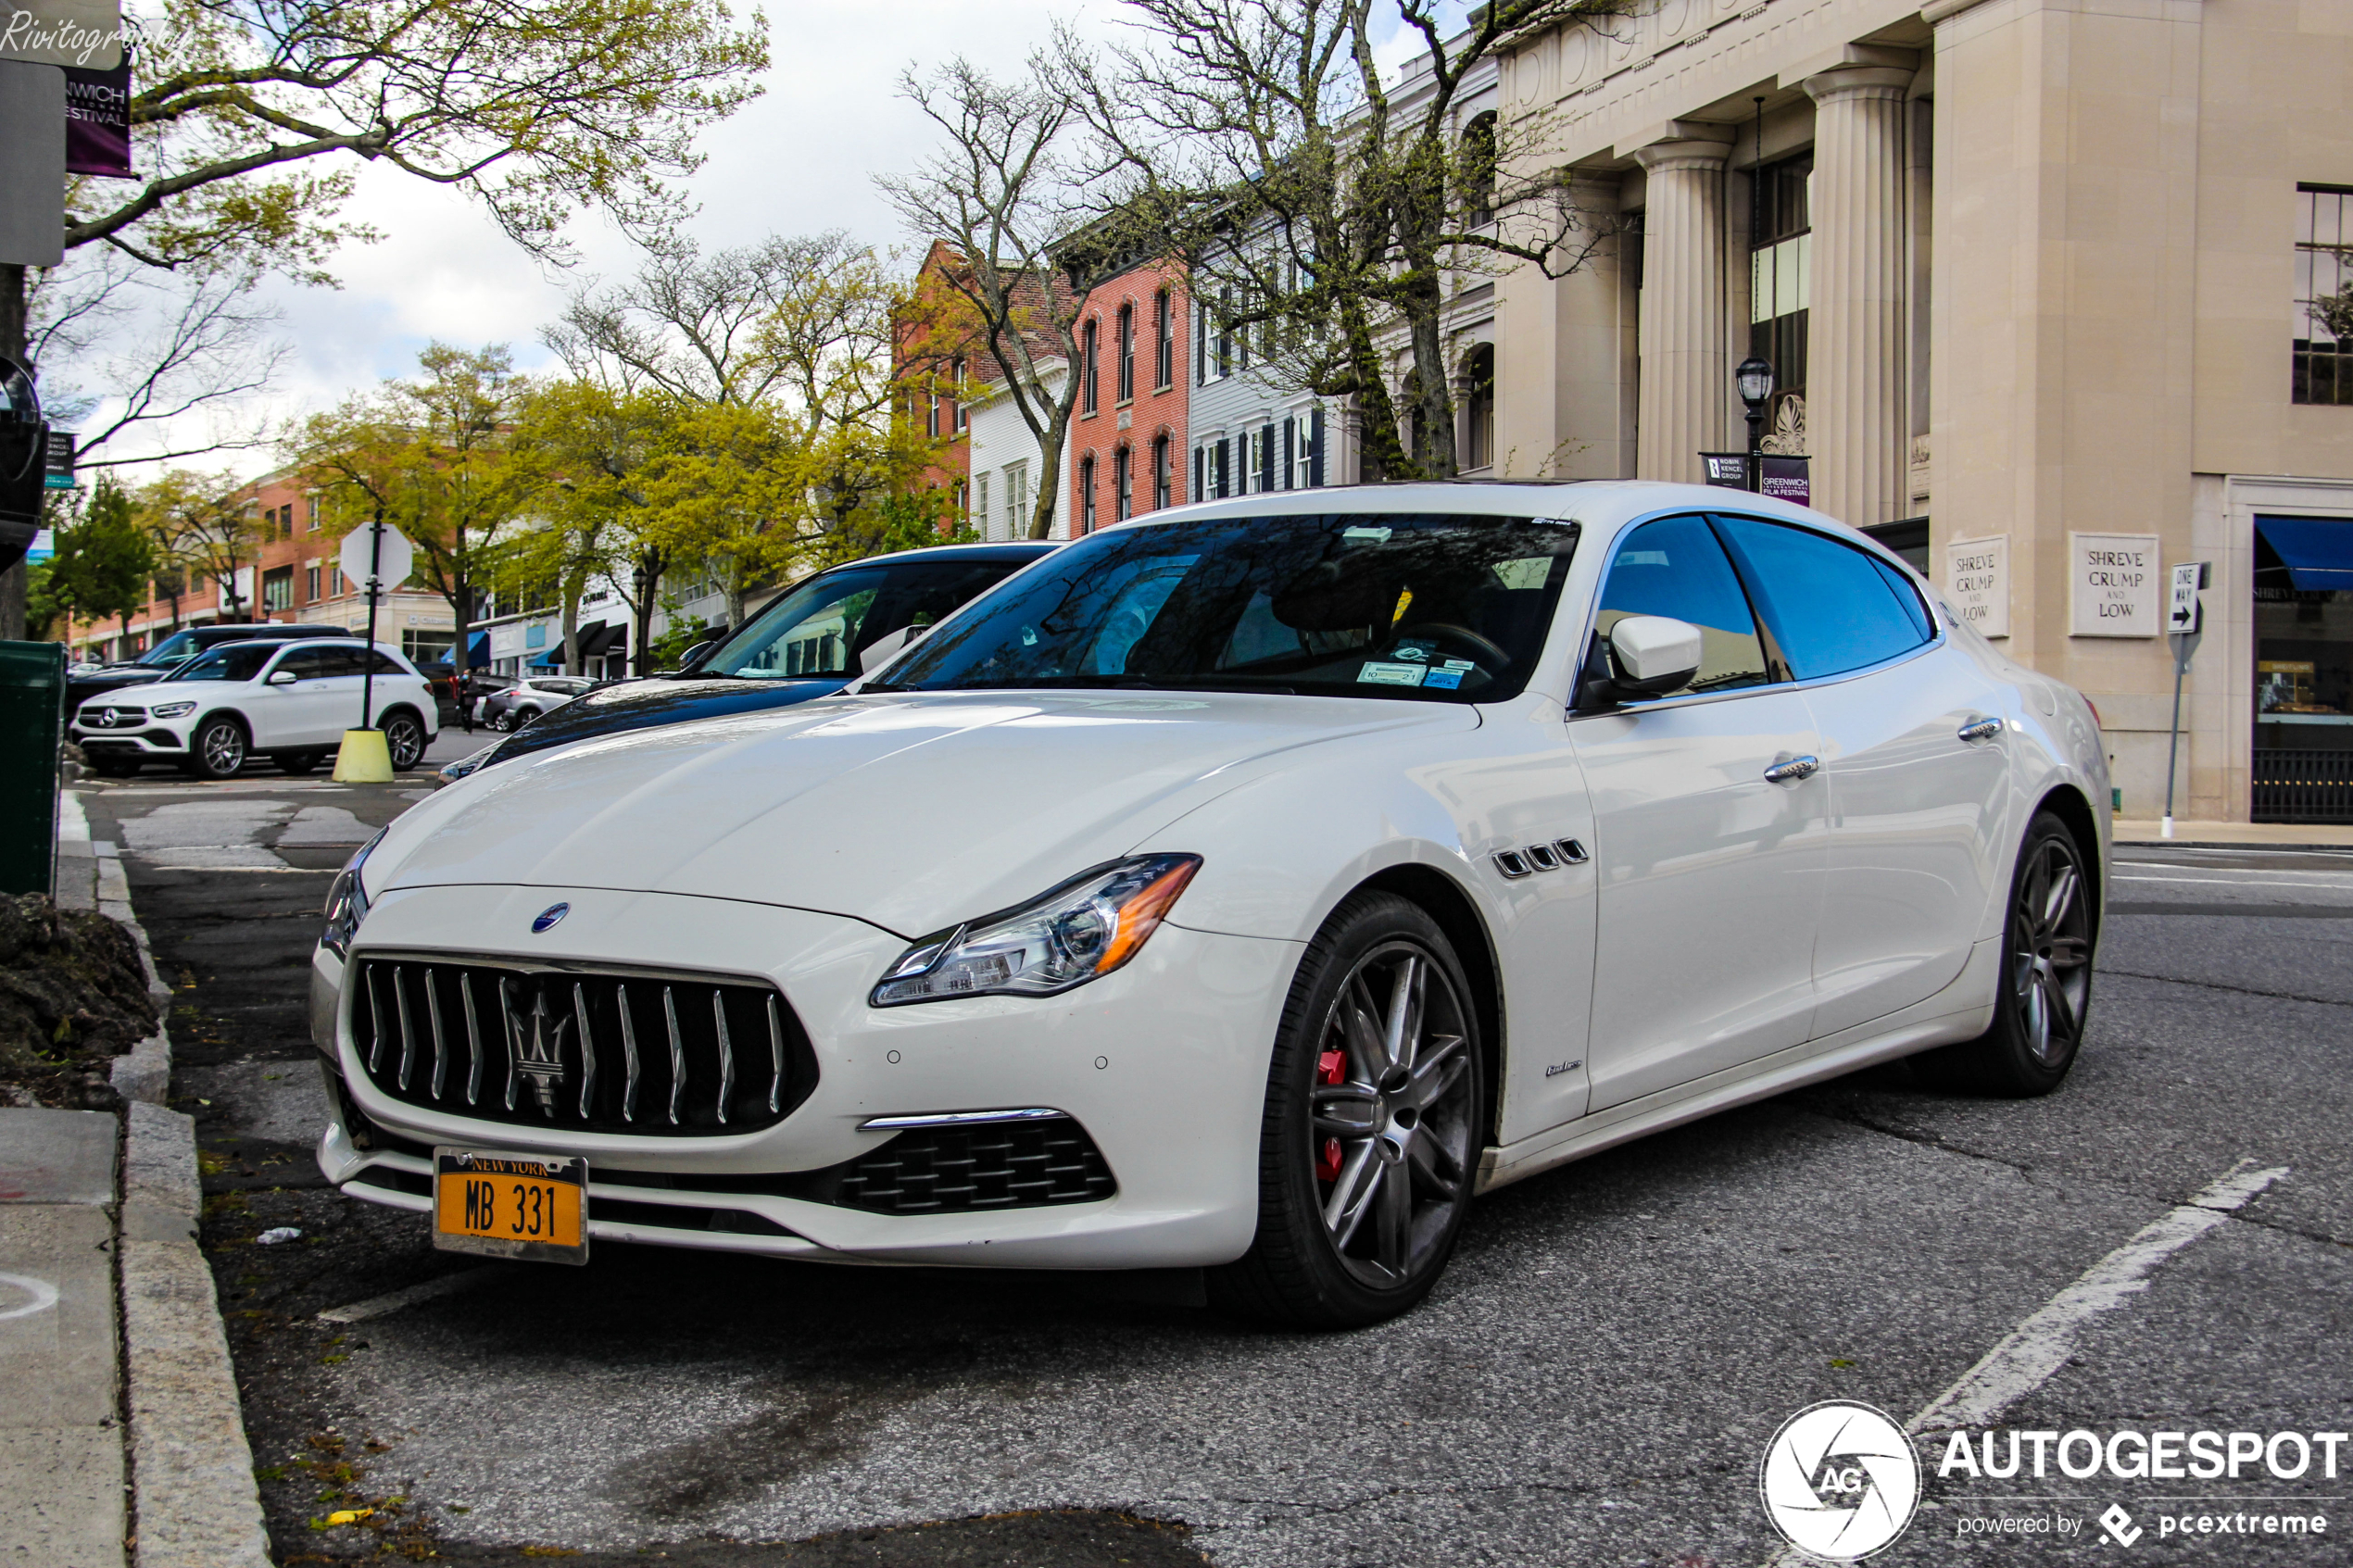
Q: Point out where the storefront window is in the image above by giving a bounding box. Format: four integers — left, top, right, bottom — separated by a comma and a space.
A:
2252, 515, 2353, 822
1749, 153, 1811, 446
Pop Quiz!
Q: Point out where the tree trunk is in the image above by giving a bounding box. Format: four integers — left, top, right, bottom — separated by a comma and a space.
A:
560, 577, 581, 676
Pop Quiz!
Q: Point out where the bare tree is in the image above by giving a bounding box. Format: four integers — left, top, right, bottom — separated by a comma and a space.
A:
880, 57, 1145, 540
28, 253, 293, 470
1062, 0, 1625, 479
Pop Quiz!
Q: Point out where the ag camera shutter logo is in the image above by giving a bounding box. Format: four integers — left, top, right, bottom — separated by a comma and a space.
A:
1760, 1400, 1922, 1559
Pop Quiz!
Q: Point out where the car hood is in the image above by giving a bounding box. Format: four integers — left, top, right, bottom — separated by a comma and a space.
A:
74, 678, 212, 709
376, 689, 1478, 937
480, 674, 849, 766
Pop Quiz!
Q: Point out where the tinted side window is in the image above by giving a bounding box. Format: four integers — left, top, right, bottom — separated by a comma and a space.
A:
312, 646, 369, 678
366, 651, 407, 677
272, 647, 332, 680
1714, 516, 1934, 681
1594, 514, 1772, 696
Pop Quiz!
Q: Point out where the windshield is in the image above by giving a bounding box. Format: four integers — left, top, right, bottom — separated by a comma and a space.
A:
140, 632, 200, 666
166, 644, 277, 684
873, 513, 1579, 702
704, 559, 1026, 680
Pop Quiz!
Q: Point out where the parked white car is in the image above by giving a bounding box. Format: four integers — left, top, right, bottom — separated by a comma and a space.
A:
310, 482, 2108, 1326
74, 638, 439, 779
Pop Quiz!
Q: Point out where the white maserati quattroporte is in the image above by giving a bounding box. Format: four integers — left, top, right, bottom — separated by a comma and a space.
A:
312, 482, 2108, 1326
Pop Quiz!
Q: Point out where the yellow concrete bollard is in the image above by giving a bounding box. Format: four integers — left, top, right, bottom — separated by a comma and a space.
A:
332, 728, 393, 783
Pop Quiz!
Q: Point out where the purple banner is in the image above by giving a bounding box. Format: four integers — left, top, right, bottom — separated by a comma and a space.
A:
1761, 455, 1810, 508
65, 57, 131, 179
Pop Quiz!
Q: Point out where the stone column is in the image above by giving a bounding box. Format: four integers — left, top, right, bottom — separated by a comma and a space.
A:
1804, 66, 1915, 526
1633, 129, 1733, 482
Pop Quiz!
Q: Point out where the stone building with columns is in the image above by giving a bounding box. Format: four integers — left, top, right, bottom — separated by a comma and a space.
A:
1492, 0, 2353, 823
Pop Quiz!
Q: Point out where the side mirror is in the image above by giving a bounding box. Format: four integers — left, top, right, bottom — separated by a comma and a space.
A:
267, 669, 299, 685
1577, 616, 1703, 709
677, 640, 714, 671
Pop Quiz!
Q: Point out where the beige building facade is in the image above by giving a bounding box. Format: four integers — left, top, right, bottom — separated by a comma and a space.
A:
1493, 0, 2353, 822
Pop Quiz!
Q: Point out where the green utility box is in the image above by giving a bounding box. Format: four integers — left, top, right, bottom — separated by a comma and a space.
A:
0, 640, 65, 896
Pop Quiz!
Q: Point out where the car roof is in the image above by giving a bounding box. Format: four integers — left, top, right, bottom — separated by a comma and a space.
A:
1115, 479, 1859, 536
824, 541, 1057, 568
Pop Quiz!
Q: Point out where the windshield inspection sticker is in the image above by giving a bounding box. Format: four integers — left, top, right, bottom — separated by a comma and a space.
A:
1358, 662, 1428, 686
1422, 669, 1464, 689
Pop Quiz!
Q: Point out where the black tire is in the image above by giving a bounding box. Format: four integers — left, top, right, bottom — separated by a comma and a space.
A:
512, 706, 541, 729
89, 755, 143, 779
380, 711, 427, 771
186, 715, 247, 780
488, 709, 514, 732
1208, 891, 1484, 1329
1913, 810, 2096, 1097
271, 750, 323, 775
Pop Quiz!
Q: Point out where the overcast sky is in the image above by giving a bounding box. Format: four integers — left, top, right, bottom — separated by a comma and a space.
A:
84, 0, 1458, 474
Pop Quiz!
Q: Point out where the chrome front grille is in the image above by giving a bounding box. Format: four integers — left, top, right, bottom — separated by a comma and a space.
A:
348, 959, 817, 1135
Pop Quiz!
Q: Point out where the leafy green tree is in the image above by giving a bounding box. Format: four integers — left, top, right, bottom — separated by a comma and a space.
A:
46, 478, 158, 649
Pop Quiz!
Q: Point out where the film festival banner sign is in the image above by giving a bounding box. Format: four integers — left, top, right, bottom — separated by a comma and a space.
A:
2, 0, 123, 67
65, 54, 129, 176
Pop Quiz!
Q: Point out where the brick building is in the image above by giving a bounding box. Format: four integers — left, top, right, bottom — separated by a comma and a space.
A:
1067, 261, 1189, 534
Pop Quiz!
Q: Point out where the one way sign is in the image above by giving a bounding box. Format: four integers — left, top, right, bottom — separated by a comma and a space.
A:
2168, 560, 2209, 634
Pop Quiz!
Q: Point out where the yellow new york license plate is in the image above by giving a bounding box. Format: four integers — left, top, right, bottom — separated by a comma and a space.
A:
433, 1149, 589, 1265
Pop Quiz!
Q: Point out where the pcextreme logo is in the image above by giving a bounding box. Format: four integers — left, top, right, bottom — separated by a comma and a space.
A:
1759, 1400, 1922, 1560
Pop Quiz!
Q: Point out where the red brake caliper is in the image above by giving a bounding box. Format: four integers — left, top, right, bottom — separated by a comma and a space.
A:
1315, 1050, 1346, 1182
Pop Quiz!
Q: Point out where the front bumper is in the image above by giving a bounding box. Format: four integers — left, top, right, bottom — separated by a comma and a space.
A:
312, 883, 1298, 1269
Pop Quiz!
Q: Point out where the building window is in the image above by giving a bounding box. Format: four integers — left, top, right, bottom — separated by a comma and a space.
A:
1749, 152, 1812, 438
305, 564, 321, 602
974, 471, 989, 535
951, 358, 967, 429
1155, 291, 1174, 390
1080, 454, 1097, 533
304, 495, 319, 533
1152, 433, 1170, 510
1461, 344, 1495, 470
1464, 111, 1498, 227
1117, 302, 1135, 402
1114, 445, 1132, 521
2296, 185, 2353, 406
1005, 461, 1028, 540
925, 391, 939, 439
1082, 320, 1100, 414
261, 565, 294, 613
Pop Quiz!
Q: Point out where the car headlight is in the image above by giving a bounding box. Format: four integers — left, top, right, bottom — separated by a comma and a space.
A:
870, 854, 1202, 1007
434, 743, 497, 787
321, 828, 387, 960
149, 701, 195, 720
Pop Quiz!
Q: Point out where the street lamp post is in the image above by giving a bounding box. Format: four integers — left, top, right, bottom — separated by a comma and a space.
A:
1735, 357, 1776, 494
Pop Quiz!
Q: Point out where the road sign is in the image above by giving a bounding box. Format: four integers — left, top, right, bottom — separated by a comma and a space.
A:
2167, 560, 2208, 633
339, 522, 413, 596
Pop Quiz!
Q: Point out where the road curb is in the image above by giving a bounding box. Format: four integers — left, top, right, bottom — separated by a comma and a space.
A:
60, 788, 276, 1568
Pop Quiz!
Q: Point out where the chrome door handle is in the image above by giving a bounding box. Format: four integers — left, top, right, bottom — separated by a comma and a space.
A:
1957, 717, 2004, 743
1762, 755, 1820, 784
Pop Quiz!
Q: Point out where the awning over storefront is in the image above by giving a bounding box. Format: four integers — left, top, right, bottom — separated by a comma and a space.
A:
526, 621, 621, 667
2255, 516, 2353, 592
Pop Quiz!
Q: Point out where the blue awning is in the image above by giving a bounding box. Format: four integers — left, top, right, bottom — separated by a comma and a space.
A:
2255, 516, 2353, 592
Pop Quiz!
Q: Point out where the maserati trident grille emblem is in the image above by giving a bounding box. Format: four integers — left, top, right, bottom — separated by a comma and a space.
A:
532, 902, 570, 934
503, 981, 572, 1115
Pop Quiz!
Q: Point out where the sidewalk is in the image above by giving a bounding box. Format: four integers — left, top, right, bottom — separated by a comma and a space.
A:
0, 787, 272, 1568
2113, 819, 2353, 847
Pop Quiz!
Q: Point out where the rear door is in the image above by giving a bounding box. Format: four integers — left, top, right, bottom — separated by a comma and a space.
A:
256, 646, 338, 746
1713, 515, 2010, 1035
1571, 513, 1829, 1110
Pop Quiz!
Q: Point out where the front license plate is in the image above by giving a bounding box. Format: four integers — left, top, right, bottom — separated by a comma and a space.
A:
433, 1148, 588, 1265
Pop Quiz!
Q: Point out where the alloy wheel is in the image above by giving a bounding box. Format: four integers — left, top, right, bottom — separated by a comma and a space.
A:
2010, 836, 2092, 1066
200, 721, 245, 776
1308, 941, 1477, 1288
383, 716, 425, 770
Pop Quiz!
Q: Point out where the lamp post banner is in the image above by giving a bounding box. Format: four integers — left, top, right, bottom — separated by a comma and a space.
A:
1, 0, 124, 67
1760, 455, 1809, 506
63, 54, 128, 174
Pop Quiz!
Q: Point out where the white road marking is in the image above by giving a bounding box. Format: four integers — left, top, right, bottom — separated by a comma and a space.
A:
2113, 873, 2353, 890
1908, 1162, 2288, 1434
317, 1265, 510, 1324
0, 1273, 60, 1322
1761, 1162, 2289, 1568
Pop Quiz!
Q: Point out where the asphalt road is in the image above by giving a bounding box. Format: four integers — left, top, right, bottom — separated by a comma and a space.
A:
73, 762, 2353, 1568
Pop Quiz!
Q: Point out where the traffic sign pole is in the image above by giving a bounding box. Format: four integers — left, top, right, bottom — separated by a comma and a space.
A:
2161, 561, 2210, 839
360, 520, 383, 728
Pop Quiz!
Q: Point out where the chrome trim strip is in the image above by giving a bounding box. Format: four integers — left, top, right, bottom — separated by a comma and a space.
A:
500, 976, 520, 1112
459, 972, 484, 1106
1492, 849, 1532, 880
393, 964, 417, 1091
661, 986, 685, 1126
859, 1108, 1066, 1131
711, 991, 735, 1125
423, 966, 447, 1098
365, 965, 388, 1074
573, 982, 597, 1121
1554, 837, 1589, 865
765, 995, 785, 1117
617, 982, 640, 1123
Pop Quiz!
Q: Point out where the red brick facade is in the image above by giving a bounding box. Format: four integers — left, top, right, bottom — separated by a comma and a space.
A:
1066, 261, 1189, 535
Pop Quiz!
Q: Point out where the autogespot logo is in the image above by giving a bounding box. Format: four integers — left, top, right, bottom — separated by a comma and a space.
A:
1760, 1400, 1922, 1560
